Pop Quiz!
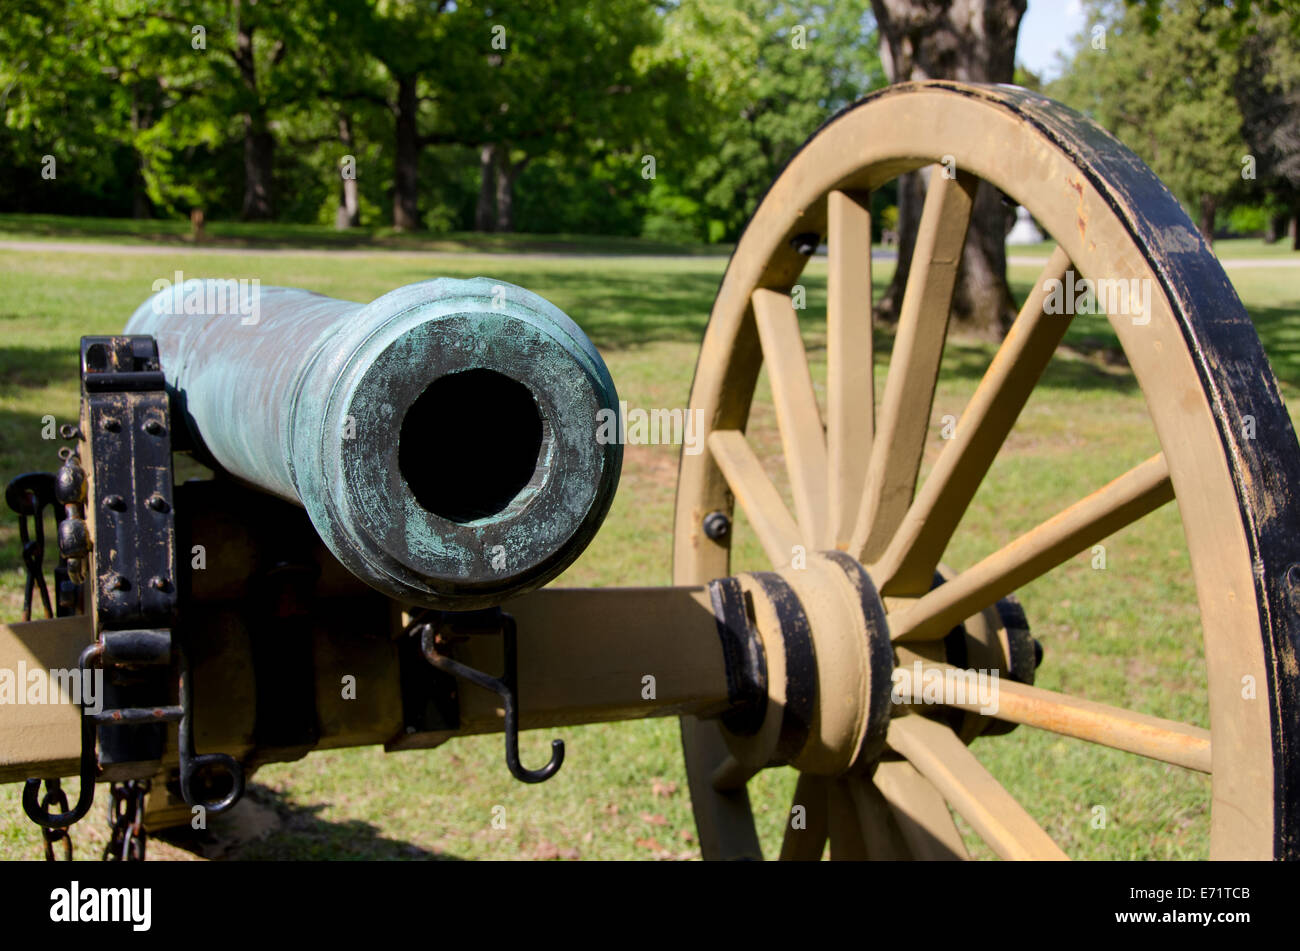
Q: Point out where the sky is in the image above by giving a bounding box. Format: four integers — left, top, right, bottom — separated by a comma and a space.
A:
1018, 0, 1090, 82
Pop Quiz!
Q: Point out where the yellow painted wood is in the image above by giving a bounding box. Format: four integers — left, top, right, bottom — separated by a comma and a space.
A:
875, 247, 1074, 595
826, 189, 875, 548
906, 662, 1212, 772
0, 616, 92, 783
889, 453, 1173, 642
851, 169, 978, 563
887, 715, 1068, 860
827, 777, 870, 860
873, 758, 969, 859
845, 775, 914, 859
779, 772, 829, 860
752, 288, 830, 547
708, 429, 802, 566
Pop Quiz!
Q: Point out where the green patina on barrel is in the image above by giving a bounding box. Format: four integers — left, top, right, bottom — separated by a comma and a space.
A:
126, 277, 621, 609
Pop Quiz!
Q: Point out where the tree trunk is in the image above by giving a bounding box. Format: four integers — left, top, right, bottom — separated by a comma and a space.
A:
871, 0, 1026, 336
392, 73, 421, 231
494, 147, 522, 233
241, 117, 274, 220
234, 5, 273, 221
1198, 194, 1217, 243
476, 143, 497, 232
128, 90, 152, 220
1266, 212, 1286, 243
335, 115, 360, 229
1292, 202, 1300, 251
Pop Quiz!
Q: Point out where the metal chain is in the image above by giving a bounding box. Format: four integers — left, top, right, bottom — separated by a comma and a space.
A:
11, 488, 53, 622
38, 780, 73, 861
103, 779, 151, 862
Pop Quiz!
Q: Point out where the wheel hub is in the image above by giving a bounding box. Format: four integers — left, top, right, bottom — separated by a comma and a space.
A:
720, 552, 893, 777
719, 553, 1040, 778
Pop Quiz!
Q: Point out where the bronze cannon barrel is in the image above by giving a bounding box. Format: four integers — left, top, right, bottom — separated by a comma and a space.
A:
125, 276, 621, 609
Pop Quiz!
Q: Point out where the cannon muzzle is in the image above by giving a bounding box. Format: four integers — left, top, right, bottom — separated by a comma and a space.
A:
126, 277, 621, 609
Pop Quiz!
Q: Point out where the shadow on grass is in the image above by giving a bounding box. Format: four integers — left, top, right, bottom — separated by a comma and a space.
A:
0, 344, 78, 391
1247, 302, 1300, 392
0, 347, 87, 577
421, 266, 727, 350
154, 782, 462, 861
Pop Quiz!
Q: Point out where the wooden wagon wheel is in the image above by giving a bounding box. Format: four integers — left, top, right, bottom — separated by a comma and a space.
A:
672, 81, 1300, 860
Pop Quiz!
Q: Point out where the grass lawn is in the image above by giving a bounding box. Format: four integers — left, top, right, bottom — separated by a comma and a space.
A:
0, 212, 733, 258
0, 223, 1297, 860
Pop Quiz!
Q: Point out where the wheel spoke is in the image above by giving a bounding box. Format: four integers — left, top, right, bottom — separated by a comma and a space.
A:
875, 247, 1074, 595
711, 754, 758, 791
826, 777, 869, 860
748, 285, 826, 545
851, 168, 979, 562
752, 288, 830, 547
708, 429, 801, 566
680, 717, 762, 860
889, 453, 1173, 642
827, 776, 912, 860
887, 715, 1068, 861
872, 758, 969, 859
826, 189, 875, 548
779, 773, 829, 861
901, 662, 1211, 772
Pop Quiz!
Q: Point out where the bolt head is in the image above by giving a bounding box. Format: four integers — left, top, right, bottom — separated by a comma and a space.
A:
702, 511, 731, 541
790, 231, 820, 256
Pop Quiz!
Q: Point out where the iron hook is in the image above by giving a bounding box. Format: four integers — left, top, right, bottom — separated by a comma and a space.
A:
418, 611, 564, 784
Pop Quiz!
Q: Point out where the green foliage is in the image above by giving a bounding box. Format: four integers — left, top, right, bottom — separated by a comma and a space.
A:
515, 154, 650, 237
1050, 0, 1245, 219
1053, 0, 1300, 234
641, 180, 706, 243
1224, 204, 1270, 235
1, 0, 881, 236
647, 0, 882, 240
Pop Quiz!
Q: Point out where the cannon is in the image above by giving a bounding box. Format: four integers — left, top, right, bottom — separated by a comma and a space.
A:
3, 82, 1300, 861
124, 276, 622, 610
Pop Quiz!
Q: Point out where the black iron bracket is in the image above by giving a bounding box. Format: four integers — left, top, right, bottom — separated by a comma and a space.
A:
21, 632, 246, 827
80, 335, 178, 630
20, 336, 246, 833
707, 576, 768, 737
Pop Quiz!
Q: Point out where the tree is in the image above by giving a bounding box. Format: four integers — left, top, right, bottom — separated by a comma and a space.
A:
1229, 6, 1300, 247
644, 0, 880, 242
871, 0, 1026, 336
0, 0, 160, 216
1049, 0, 1248, 243
456, 0, 661, 233
350, 0, 464, 231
